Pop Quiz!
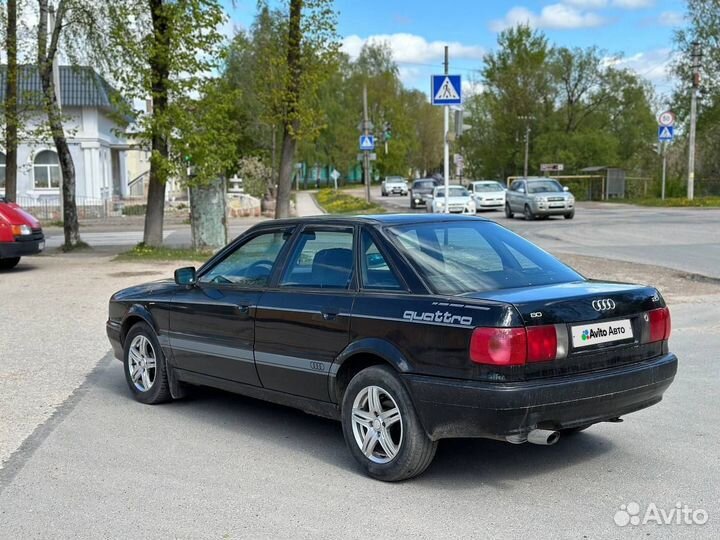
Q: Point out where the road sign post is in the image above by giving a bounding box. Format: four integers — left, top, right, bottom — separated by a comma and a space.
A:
432, 48, 462, 213
656, 112, 675, 201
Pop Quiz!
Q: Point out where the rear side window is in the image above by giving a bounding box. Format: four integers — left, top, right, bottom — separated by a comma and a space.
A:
280, 229, 355, 289
387, 221, 583, 294
360, 229, 403, 291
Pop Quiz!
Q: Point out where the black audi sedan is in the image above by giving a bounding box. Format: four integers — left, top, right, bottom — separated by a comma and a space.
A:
107, 214, 677, 481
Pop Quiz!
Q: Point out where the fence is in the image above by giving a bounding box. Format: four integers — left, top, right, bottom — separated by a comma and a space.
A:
16, 196, 112, 221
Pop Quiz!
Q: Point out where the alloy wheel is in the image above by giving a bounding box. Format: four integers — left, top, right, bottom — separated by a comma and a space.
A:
128, 335, 157, 392
351, 385, 403, 464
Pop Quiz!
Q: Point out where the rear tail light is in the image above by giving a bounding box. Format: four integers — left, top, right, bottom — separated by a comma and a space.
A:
470, 327, 526, 366
647, 307, 671, 343
470, 324, 563, 366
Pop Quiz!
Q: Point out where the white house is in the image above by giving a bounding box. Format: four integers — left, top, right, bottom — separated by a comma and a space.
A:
0, 65, 129, 204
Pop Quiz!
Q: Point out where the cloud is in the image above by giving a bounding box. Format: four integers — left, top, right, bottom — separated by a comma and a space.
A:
341, 33, 486, 65
490, 3, 607, 31
606, 47, 675, 86
611, 0, 654, 8
657, 11, 683, 27
564, 0, 608, 7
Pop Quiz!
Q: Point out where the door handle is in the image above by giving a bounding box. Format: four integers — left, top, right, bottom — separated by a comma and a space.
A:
236, 304, 251, 315
321, 311, 338, 321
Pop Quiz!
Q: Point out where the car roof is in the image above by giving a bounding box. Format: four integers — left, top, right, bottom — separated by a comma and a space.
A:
470, 180, 502, 184
517, 177, 559, 182
251, 213, 490, 228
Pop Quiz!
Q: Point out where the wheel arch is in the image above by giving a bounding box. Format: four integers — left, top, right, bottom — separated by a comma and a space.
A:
330, 338, 413, 404
120, 304, 158, 346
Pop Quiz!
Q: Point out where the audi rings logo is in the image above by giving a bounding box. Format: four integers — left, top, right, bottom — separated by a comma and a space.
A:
592, 298, 616, 311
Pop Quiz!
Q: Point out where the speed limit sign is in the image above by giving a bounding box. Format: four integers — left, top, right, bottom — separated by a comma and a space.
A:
658, 111, 676, 127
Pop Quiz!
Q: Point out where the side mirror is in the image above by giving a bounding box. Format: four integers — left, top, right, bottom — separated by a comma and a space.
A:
563, 186, 570, 192
174, 266, 196, 286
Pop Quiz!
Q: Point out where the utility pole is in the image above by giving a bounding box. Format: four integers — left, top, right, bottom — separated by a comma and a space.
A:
661, 142, 667, 200
443, 46, 450, 213
518, 115, 532, 177
362, 84, 371, 203
687, 41, 702, 200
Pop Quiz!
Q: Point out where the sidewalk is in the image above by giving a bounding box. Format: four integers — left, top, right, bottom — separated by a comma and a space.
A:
295, 191, 326, 217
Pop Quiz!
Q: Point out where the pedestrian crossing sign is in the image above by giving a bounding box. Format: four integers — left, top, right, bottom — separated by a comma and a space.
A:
431, 75, 462, 105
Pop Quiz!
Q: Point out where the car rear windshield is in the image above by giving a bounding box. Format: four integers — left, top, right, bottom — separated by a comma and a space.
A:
387, 221, 583, 295
474, 183, 504, 192
527, 180, 563, 193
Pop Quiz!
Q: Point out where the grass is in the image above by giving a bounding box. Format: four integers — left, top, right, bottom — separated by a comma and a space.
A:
314, 188, 385, 214
608, 196, 720, 208
115, 243, 214, 262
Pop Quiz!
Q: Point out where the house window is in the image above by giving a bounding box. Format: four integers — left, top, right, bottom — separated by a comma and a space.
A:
34, 150, 61, 189
0, 152, 6, 189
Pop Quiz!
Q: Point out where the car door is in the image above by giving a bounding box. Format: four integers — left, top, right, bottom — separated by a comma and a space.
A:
254, 225, 356, 401
168, 227, 294, 385
509, 180, 525, 212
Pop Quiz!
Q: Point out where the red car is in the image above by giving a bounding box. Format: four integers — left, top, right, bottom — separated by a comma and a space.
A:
0, 197, 45, 269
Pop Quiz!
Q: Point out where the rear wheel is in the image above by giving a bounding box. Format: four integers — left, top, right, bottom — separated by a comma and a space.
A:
341, 365, 437, 481
0, 257, 21, 270
123, 322, 172, 405
524, 205, 535, 221
504, 203, 514, 219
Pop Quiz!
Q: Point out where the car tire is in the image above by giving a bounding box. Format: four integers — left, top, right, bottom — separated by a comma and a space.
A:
341, 365, 437, 482
524, 205, 535, 221
410, 197, 416, 210
381, 190, 387, 197
123, 322, 172, 405
504, 203, 514, 219
564, 210, 575, 219
0, 257, 21, 270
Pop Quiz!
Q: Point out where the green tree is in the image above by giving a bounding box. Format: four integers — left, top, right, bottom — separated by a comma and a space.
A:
108, 0, 227, 246
3, 0, 18, 201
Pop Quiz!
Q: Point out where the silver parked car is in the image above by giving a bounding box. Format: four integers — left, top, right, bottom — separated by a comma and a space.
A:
505, 177, 575, 220
381, 176, 409, 197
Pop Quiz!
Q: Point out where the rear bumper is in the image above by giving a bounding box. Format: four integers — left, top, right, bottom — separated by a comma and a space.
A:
0, 236, 45, 258
403, 353, 678, 441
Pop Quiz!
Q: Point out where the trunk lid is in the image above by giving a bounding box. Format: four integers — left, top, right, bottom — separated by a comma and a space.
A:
465, 280, 667, 379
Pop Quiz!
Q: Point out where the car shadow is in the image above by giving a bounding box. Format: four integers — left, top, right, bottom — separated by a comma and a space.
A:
98, 363, 615, 486
0, 263, 38, 273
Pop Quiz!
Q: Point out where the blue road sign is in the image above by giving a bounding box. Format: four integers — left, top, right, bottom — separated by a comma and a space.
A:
658, 125, 674, 142
359, 135, 375, 151
431, 75, 462, 105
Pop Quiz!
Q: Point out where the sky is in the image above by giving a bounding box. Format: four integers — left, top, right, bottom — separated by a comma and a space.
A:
224, 0, 687, 101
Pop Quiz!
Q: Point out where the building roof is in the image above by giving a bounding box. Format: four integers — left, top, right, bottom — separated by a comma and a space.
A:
0, 65, 124, 114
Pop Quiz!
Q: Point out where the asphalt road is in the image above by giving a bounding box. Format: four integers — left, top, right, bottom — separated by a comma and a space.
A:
0, 301, 717, 539
373, 187, 720, 279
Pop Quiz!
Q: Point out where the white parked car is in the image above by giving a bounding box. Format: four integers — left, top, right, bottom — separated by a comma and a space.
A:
467, 180, 506, 211
381, 176, 409, 197
426, 185, 476, 214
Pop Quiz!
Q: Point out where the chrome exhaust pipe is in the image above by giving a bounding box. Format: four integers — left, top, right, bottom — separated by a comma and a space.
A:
527, 429, 560, 446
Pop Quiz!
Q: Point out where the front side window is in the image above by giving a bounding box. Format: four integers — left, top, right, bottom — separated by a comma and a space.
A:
280, 229, 355, 289
360, 229, 403, 291
388, 221, 582, 295
34, 150, 61, 189
199, 230, 293, 287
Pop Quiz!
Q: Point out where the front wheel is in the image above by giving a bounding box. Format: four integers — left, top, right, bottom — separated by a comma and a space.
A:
123, 322, 172, 404
341, 366, 437, 481
524, 204, 535, 221
504, 203, 514, 219
410, 197, 416, 210
0, 257, 21, 270
564, 210, 575, 219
